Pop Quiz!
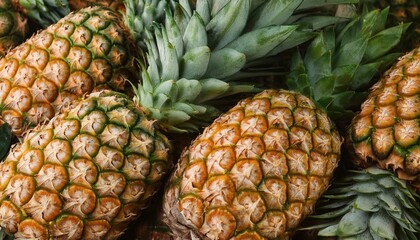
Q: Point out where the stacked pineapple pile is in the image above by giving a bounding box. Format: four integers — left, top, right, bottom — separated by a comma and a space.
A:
0, 0, 418, 240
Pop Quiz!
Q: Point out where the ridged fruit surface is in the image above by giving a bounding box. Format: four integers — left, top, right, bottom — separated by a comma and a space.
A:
348, 46, 420, 190
0, 0, 27, 57
163, 89, 341, 240
0, 91, 171, 239
0, 7, 137, 136
69, 0, 125, 13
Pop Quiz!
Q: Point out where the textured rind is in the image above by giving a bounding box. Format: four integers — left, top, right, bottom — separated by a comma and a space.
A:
0, 6, 137, 136
69, 0, 125, 13
0, 91, 171, 239
348, 46, 420, 190
163, 89, 341, 240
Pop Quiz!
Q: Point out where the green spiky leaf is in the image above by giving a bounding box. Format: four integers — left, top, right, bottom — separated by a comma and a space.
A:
135, 0, 363, 132
369, 210, 396, 239
299, 167, 420, 239
286, 7, 408, 122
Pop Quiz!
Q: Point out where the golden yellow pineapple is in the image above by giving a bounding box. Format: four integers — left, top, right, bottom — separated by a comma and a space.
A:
163, 89, 341, 239
0, 6, 137, 136
348, 46, 420, 190
0, 91, 171, 239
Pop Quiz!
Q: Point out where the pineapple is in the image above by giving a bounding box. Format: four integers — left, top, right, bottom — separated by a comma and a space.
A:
0, 6, 137, 137
0, 0, 367, 239
348, 46, 420, 190
164, 89, 341, 239
69, 0, 125, 13
0, 0, 28, 58
162, 7, 409, 240
0, 90, 171, 239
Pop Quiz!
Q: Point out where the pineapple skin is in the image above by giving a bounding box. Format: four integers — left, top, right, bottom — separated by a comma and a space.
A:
0, 6, 137, 137
0, 0, 27, 57
69, 0, 125, 13
0, 91, 171, 239
348, 47, 420, 190
163, 89, 341, 240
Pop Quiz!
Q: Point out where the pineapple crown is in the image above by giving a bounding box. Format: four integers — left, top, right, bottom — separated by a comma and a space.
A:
286, 6, 410, 123
13, 0, 70, 28
124, 0, 170, 50
300, 167, 420, 239
132, 0, 360, 132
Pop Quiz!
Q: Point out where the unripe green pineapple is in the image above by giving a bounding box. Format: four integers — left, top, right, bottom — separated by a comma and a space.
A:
0, 7, 137, 136
0, 91, 171, 239
0, 0, 28, 58
348, 46, 420, 190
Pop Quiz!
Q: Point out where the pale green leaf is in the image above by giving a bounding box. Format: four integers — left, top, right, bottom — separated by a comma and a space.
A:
207, 0, 250, 50
155, 29, 179, 81
154, 92, 169, 108
337, 209, 369, 236
310, 204, 353, 219
226, 25, 298, 61
181, 46, 211, 79
270, 30, 317, 55
298, 0, 359, 10
197, 78, 230, 103
183, 12, 208, 52
163, 109, 191, 125
176, 78, 202, 102
173, 3, 189, 34
354, 195, 380, 212
379, 192, 401, 212
246, 0, 302, 30
369, 210, 396, 239
196, 0, 211, 24
204, 48, 246, 79
349, 182, 381, 193
165, 13, 184, 61
318, 224, 340, 236
154, 80, 177, 99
